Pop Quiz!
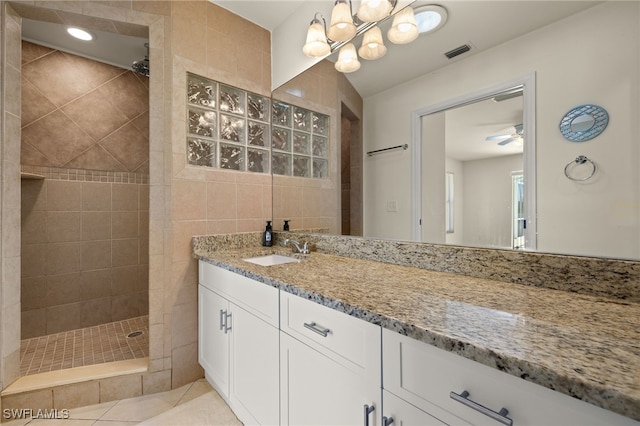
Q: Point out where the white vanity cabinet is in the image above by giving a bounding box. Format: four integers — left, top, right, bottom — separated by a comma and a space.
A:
383, 329, 637, 426
279, 291, 382, 425
198, 261, 280, 426
382, 390, 446, 426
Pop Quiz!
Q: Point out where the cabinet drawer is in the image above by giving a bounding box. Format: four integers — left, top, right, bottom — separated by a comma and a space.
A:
199, 261, 278, 327
383, 329, 636, 426
280, 291, 380, 380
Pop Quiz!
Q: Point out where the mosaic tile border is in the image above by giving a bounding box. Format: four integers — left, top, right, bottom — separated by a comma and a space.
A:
21, 165, 149, 184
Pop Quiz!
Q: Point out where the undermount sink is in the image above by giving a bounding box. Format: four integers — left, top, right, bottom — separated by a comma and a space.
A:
242, 254, 300, 266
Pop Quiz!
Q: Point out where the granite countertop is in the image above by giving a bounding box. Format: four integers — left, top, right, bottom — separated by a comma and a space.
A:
194, 246, 640, 421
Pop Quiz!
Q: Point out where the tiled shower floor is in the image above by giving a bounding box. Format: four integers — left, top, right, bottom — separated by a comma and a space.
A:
20, 315, 149, 377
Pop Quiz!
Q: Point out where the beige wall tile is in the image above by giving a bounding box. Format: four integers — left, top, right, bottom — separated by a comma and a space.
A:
81, 297, 112, 328
22, 179, 47, 211
46, 272, 82, 306
21, 308, 46, 339
46, 180, 82, 211
171, 302, 198, 350
173, 179, 206, 221
22, 210, 46, 244
112, 238, 139, 267
111, 265, 138, 295
142, 369, 171, 395
112, 183, 139, 211
99, 374, 142, 402
112, 211, 139, 238
206, 181, 236, 220
46, 211, 81, 242
205, 219, 236, 235
80, 269, 112, 301
53, 380, 100, 409
172, 220, 205, 262
21, 276, 47, 311
46, 242, 81, 275
46, 302, 81, 334
82, 182, 112, 211
81, 240, 112, 271
236, 183, 264, 219
171, 342, 203, 389
1, 389, 53, 414
81, 211, 112, 240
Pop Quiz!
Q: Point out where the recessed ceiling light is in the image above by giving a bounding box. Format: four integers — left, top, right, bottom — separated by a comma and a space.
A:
67, 27, 93, 41
414, 5, 448, 34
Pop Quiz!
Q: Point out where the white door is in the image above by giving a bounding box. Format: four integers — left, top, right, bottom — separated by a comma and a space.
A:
230, 304, 280, 425
280, 332, 380, 426
198, 285, 230, 397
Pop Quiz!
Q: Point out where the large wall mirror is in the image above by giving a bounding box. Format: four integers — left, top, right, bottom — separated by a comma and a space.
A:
274, 0, 639, 260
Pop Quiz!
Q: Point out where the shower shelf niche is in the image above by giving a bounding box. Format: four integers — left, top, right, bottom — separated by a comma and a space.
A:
20, 172, 45, 180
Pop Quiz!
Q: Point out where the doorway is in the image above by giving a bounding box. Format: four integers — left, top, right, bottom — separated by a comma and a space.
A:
19, 25, 150, 376
411, 73, 536, 250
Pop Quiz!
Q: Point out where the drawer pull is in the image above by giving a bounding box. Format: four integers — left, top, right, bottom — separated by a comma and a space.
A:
219, 309, 226, 331
220, 309, 232, 334
303, 322, 330, 337
364, 404, 375, 426
382, 416, 394, 426
450, 390, 512, 426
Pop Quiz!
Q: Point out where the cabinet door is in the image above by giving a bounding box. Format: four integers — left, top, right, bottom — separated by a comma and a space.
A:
198, 284, 230, 398
382, 390, 446, 426
230, 304, 280, 426
280, 332, 381, 426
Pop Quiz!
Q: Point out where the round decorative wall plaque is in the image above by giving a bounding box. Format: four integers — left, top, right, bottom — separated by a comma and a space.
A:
559, 104, 609, 142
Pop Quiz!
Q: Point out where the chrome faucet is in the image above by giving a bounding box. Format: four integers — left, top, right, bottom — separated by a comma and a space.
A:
284, 239, 310, 254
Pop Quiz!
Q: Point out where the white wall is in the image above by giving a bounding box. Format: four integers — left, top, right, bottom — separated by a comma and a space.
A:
462, 154, 523, 249
363, 1, 640, 260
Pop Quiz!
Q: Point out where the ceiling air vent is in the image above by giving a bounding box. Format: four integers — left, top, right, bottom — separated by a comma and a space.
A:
444, 44, 471, 59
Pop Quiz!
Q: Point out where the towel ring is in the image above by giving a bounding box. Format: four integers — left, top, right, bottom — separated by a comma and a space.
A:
564, 155, 596, 181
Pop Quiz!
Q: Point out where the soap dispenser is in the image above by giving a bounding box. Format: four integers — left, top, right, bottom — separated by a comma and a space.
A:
262, 221, 273, 247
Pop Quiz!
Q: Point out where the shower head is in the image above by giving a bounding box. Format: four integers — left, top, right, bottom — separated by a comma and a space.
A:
132, 42, 150, 77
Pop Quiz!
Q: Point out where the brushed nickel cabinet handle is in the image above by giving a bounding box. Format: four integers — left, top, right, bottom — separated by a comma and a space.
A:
303, 321, 330, 337
450, 390, 512, 426
364, 404, 375, 426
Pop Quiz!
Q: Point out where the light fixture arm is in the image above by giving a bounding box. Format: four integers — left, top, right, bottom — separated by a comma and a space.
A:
327, 0, 398, 52
310, 12, 327, 31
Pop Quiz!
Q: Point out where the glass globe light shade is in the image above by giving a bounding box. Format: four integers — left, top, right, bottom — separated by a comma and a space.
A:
357, 0, 393, 22
335, 43, 361, 73
327, 0, 356, 42
387, 6, 419, 44
303, 19, 331, 57
358, 26, 387, 60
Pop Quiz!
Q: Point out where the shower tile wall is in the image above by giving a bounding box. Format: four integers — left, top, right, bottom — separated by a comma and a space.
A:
20, 40, 149, 173
20, 40, 150, 339
21, 172, 149, 339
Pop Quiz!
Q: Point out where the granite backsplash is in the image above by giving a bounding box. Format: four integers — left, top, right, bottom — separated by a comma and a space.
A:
192, 231, 640, 303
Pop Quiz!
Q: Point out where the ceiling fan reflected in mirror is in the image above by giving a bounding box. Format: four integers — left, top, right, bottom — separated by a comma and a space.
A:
486, 124, 523, 146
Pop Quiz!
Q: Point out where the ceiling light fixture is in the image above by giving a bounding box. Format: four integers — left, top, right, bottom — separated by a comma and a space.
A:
66, 27, 93, 41
304, 2, 447, 74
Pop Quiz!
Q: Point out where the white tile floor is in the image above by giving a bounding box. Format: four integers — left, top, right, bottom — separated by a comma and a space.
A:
2, 379, 242, 426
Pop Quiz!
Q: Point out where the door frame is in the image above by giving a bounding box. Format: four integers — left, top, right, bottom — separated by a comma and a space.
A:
410, 72, 537, 250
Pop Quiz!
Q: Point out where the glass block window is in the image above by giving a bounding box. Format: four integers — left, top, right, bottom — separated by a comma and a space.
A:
272, 99, 329, 178
186, 73, 329, 179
